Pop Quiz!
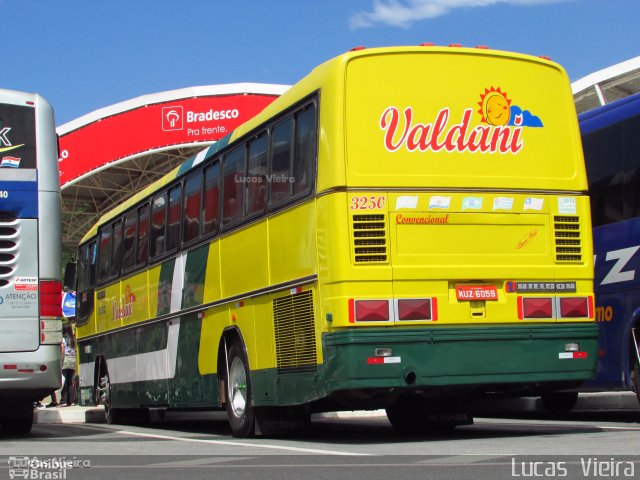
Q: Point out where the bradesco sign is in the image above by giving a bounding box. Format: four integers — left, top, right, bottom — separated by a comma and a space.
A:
58, 92, 282, 187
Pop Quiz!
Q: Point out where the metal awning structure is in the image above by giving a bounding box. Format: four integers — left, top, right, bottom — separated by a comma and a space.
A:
57, 84, 289, 247
572, 56, 640, 114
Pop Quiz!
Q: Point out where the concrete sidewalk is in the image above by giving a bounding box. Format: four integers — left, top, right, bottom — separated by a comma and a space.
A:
34, 405, 106, 424
33, 392, 638, 425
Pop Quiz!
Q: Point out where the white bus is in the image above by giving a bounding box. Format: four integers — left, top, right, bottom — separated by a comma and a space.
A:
0, 89, 63, 434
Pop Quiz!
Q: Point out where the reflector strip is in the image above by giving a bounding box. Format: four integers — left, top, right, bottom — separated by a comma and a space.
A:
559, 352, 588, 359
367, 356, 401, 364
348, 298, 355, 323
517, 296, 523, 319
432, 297, 438, 321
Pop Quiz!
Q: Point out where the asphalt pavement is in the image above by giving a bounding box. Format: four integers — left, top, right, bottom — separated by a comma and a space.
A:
32, 392, 638, 424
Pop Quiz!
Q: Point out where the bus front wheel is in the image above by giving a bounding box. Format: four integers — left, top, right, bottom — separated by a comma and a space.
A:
225, 341, 256, 437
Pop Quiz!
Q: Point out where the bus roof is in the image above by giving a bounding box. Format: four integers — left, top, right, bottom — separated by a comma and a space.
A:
81, 45, 564, 243
578, 91, 640, 135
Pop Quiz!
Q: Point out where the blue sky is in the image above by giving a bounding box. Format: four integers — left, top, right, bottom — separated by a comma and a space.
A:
2, 0, 637, 125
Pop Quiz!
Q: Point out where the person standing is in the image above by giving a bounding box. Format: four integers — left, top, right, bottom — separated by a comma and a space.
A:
60, 325, 77, 407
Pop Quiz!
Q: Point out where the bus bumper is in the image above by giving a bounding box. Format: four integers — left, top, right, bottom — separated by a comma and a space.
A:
0, 345, 62, 401
320, 324, 599, 395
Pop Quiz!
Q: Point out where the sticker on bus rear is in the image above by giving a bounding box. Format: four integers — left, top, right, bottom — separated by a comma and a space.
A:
558, 197, 577, 214
14, 277, 37, 291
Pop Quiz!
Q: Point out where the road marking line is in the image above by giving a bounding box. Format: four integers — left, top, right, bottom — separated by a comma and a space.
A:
115, 430, 371, 456
598, 425, 640, 430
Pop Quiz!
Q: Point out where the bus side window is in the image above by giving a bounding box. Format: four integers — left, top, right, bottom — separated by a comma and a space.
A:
203, 162, 220, 235
76, 240, 96, 324
247, 133, 268, 215
183, 172, 202, 244
137, 204, 149, 266
167, 185, 182, 251
293, 104, 316, 196
98, 226, 112, 283
222, 148, 245, 225
270, 118, 293, 205
122, 211, 138, 270
88, 241, 97, 286
584, 124, 624, 227
110, 219, 123, 277
622, 115, 640, 219
150, 193, 167, 258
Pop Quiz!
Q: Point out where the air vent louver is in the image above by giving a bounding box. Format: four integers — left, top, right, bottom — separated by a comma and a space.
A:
273, 290, 317, 375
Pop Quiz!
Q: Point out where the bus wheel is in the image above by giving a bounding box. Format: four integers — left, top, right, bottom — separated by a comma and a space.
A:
3, 417, 33, 434
2, 403, 33, 435
541, 392, 578, 413
386, 397, 472, 435
98, 370, 123, 424
225, 342, 255, 437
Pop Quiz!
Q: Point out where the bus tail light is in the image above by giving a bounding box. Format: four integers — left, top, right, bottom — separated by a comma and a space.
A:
40, 280, 62, 345
559, 297, 591, 318
397, 298, 436, 321
351, 300, 391, 322
518, 296, 593, 320
519, 297, 553, 319
40, 280, 62, 317
41, 318, 62, 345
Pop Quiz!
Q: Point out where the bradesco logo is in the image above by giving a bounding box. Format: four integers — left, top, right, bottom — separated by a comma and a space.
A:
380, 86, 543, 155
162, 106, 184, 131
162, 105, 240, 132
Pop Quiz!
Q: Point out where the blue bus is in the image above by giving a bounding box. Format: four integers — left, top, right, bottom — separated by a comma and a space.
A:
0, 89, 63, 434
579, 92, 640, 406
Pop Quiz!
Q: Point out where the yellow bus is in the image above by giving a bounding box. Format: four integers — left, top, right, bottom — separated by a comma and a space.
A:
70, 45, 598, 437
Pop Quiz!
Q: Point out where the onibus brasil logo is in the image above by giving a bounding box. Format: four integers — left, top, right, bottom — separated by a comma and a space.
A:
380, 86, 543, 154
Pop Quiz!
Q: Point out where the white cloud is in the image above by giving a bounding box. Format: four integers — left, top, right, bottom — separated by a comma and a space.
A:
350, 0, 572, 29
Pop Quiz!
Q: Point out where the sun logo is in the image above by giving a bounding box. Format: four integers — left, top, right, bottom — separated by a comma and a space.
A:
478, 87, 512, 126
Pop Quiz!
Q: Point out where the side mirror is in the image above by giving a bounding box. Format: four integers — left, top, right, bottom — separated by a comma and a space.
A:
63, 262, 76, 291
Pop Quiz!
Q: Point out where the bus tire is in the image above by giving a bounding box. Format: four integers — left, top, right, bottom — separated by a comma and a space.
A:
386, 397, 471, 435
97, 368, 124, 424
541, 392, 578, 413
225, 341, 255, 437
2, 415, 33, 434
0, 401, 33, 435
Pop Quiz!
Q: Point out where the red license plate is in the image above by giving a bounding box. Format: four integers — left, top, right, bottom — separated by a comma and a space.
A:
455, 285, 498, 301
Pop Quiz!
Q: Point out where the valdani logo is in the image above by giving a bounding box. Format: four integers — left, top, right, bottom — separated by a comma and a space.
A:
380, 86, 543, 155
112, 285, 136, 320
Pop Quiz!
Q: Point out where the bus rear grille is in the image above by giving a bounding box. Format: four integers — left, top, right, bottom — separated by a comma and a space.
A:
553, 216, 582, 262
0, 217, 18, 281
352, 214, 388, 263
273, 290, 317, 375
